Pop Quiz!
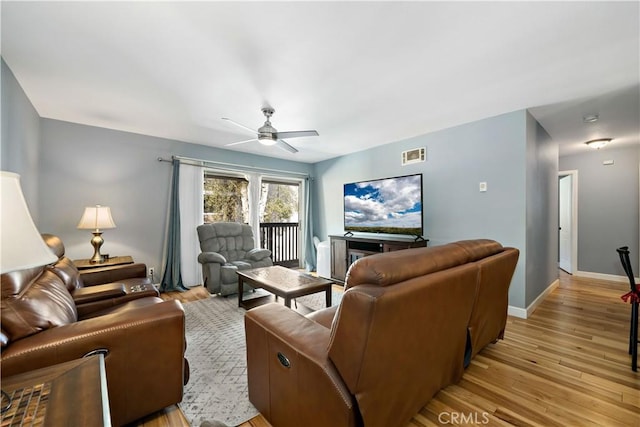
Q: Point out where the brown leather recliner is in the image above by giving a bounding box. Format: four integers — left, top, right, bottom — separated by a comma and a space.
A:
244, 239, 519, 427
1, 235, 189, 426
40, 233, 160, 317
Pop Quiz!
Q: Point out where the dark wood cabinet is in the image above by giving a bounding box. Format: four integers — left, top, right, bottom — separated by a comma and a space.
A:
330, 238, 348, 282
73, 255, 133, 270
329, 234, 428, 282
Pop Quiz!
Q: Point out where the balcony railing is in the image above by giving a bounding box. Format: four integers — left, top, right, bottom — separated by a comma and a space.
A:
259, 222, 299, 268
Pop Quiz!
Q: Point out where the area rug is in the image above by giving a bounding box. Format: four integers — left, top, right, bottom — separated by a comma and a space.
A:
180, 287, 343, 426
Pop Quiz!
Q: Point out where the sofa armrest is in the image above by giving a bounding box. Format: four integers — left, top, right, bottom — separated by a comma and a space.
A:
246, 248, 272, 261
198, 251, 227, 264
1, 300, 187, 426
71, 283, 126, 304
245, 303, 358, 427
80, 262, 147, 286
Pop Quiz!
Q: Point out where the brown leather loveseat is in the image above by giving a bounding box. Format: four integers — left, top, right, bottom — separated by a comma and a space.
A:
1, 234, 189, 426
244, 239, 519, 427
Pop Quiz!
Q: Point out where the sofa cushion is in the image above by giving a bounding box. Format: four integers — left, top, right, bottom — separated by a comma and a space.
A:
451, 239, 504, 262
345, 240, 506, 289
306, 305, 337, 329
48, 256, 84, 291
1, 268, 77, 342
345, 243, 471, 289
42, 233, 84, 292
466, 247, 519, 360
42, 233, 65, 258
329, 264, 479, 427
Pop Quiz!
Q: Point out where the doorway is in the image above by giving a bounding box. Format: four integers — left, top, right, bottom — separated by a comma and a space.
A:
559, 170, 578, 274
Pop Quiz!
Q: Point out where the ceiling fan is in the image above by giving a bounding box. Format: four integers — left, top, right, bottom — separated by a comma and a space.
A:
223, 107, 319, 154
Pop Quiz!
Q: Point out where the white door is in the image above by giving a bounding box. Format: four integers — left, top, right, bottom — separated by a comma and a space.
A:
559, 174, 573, 273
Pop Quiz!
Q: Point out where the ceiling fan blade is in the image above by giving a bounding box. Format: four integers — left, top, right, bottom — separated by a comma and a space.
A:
221, 117, 258, 135
276, 139, 299, 154
276, 130, 319, 139
225, 138, 258, 147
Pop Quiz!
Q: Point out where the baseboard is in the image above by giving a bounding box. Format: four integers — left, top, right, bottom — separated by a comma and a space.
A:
574, 270, 637, 283
507, 305, 527, 319
508, 278, 560, 320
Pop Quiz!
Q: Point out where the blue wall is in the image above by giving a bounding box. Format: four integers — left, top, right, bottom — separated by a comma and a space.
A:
37, 119, 313, 275
560, 145, 639, 275
3, 57, 564, 311
525, 112, 559, 306
1, 59, 42, 220
313, 110, 533, 308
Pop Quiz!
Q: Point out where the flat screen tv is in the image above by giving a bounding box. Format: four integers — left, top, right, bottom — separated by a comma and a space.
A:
343, 173, 423, 237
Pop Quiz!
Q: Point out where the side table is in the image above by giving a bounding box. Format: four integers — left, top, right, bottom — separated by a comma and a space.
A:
74, 256, 133, 270
1, 355, 111, 426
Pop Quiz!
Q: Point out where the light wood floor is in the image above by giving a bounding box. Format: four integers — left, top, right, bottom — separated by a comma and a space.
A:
131, 272, 639, 427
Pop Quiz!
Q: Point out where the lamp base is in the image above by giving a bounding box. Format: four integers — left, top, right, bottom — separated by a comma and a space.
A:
89, 231, 105, 264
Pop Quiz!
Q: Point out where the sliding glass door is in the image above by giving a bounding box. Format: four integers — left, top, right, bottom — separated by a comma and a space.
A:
202, 171, 303, 267
260, 180, 300, 267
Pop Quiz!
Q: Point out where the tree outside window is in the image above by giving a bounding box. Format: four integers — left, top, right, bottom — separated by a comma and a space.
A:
261, 181, 299, 223
203, 174, 249, 223
203, 175, 299, 224
203, 174, 301, 265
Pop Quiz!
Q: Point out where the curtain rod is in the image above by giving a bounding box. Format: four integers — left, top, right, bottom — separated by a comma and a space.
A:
157, 155, 310, 178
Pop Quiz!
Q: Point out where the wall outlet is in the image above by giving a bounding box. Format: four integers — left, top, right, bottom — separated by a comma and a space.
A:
148, 267, 155, 278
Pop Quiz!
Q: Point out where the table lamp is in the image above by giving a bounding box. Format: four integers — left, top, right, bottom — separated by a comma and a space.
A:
77, 205, 116, 264
1, 171, 58, 414
0, 172, 57, 274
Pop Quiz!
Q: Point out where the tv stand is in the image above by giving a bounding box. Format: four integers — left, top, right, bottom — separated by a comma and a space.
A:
329, 234, 428, 282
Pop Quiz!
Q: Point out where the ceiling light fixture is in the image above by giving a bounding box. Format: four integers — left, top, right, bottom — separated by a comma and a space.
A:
585, 138, 612, 149
582, 114, 599, 123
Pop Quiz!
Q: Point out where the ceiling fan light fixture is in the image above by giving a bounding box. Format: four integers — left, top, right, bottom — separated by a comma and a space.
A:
585, 138, 612, 149
223, 106, 316, 154
258, 135, 278, 146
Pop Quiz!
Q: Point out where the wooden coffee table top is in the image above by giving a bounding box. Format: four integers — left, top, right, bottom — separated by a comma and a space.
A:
237, 266, 334, 309
238, 265, 333, 292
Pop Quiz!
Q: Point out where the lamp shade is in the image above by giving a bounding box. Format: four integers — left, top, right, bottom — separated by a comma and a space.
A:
0, 171, 57, 273
77, 205, 116, 230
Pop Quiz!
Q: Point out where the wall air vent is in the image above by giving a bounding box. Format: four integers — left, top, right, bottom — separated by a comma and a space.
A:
401, 147, 426, 166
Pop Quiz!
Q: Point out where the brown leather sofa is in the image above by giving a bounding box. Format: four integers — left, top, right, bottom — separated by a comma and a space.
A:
244, 239, 519, 427
1, 234, 189, 426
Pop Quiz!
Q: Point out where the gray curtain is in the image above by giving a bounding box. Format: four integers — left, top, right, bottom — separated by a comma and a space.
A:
160, 158, 188, 292
304, 176, 317, 271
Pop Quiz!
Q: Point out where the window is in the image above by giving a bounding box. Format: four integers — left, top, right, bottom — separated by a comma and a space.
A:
260, 180, 299, 223
203, 173, 249, 224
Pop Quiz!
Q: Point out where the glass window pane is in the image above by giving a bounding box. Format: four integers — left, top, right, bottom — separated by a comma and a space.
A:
260, 181, 299, 223
203, 174, 249, 223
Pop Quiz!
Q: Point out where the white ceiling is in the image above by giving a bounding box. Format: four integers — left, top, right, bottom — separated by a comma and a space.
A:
1, 1, 638, 163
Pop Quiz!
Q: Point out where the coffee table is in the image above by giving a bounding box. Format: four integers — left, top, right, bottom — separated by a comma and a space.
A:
237, 265, 334, 310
